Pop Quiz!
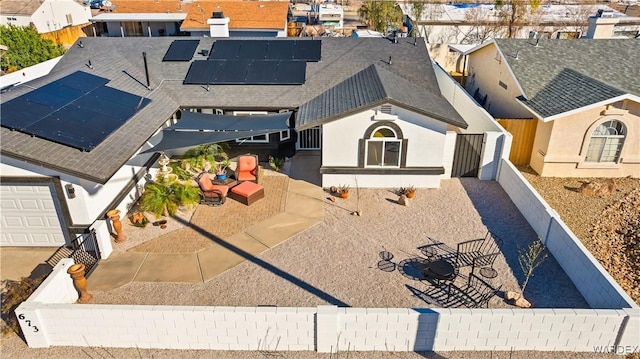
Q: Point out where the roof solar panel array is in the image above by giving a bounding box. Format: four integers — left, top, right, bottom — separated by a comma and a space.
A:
0, 71, 151, 151
208, 39, 321, 62
184, 60, 306, 85
163, 40, 200, 61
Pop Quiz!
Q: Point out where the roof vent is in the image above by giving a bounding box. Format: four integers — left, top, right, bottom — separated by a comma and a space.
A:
212, 11, 224, 18
597, 9, 614, 18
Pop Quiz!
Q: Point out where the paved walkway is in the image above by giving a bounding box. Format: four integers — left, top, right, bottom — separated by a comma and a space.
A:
88, 155, 324, 291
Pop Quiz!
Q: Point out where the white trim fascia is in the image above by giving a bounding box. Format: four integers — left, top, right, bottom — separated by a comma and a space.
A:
460, 39, 497, 56
530, 93, 639, 122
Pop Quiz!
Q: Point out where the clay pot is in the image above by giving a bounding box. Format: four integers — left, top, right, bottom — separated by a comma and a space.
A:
406, 191, 415, 199
67, 263, 93, 304
339, 192, 349, 199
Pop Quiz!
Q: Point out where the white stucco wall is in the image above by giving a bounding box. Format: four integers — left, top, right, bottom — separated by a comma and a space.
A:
321, 106, 450, 188
0, 15, 32, 28
30, 0, 91, 33
0, 56, 61, 88
0, 152, 154, 226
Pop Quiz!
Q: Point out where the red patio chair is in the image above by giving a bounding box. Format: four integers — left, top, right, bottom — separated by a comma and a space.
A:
196, 173, 228, 206
236, 154, 259, 183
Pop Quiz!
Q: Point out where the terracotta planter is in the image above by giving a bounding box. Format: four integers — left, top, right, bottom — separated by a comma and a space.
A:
107, 209, 126, 243
339, 192, 349, 199
67, 263, 93, 304
406, 191, 415, 199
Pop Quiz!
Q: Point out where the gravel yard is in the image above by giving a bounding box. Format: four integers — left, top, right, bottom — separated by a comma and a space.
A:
518, 166, 640, 305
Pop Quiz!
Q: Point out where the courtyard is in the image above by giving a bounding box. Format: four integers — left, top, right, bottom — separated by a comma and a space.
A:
85, 156, 587, 309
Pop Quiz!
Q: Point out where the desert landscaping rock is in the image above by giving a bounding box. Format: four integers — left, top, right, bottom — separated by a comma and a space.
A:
519, 167, 640, 305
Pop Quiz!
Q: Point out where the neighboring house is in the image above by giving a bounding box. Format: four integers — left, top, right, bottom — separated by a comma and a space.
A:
0, 0, 92, 45
89, 0, 290, 37
463, 37, 640, 178
0, 37, 467, 247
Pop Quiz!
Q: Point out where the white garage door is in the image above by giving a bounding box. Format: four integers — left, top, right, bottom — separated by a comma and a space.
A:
0, 183, 67, 247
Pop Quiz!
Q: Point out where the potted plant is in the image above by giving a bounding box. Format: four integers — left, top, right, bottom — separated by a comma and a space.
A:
214, 158, 231, 180
400, 185, 416, 198
338, 184, 350, 199
129, 212, 149, 227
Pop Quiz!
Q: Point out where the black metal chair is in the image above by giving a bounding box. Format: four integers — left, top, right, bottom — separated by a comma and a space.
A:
455, 231, 503, 268
446, 273, 502, 308
471, 252, 500, 279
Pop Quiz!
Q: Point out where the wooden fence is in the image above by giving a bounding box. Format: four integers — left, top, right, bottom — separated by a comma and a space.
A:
497, 118, 537, 166
41, 23, 91, 47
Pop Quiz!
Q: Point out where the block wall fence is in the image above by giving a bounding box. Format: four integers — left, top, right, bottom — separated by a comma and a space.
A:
16, 275, 639, 353
496, 159, 637, 310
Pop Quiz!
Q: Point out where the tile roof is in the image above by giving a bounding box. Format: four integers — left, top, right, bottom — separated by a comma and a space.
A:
107, 0, 289, 31
0, 37, 463, 184
298, 64, 466, 129
494, 38, 640, 118
182, 1, 289, 31
0, 0, 43, 15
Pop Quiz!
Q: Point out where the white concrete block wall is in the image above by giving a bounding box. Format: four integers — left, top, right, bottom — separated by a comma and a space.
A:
27, 258, 77, 304
441, 131, 457, 179
497, 159, 555, 239
17, 304, 315, 350
547, 218, 637, 309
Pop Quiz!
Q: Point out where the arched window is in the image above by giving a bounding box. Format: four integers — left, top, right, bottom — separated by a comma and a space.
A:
366, 126, 401, 167
585, 120, 626, 163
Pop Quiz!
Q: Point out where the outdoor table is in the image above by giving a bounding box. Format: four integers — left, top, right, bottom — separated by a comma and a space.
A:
426, 259, 456, 282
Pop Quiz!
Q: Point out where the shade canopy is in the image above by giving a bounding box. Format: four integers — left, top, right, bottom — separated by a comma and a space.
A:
141, 111, 291, 153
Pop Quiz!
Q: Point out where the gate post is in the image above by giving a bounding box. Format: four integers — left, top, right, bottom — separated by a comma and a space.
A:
316, 305, 339, 353
90, 220, 113, 259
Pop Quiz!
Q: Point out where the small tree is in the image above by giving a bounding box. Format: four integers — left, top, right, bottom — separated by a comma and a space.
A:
517, 239, 548, 295
0, 25, 66, 73
184, 142, 229, 173
495, 0, 542, 38
358, 0, 403, 33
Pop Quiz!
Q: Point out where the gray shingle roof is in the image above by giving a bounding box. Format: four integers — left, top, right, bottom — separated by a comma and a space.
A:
0, 37, 463, 184
495, 38, 640, 118
298, 64, 466, 128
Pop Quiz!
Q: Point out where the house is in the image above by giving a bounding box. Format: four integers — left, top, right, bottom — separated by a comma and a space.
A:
89, 0, 290, 37
463, 37, 640, 177
0, 0, 92, 45
0, 36, 467, 248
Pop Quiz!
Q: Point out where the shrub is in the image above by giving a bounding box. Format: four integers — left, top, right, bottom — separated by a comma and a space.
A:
1, 275, 46, 337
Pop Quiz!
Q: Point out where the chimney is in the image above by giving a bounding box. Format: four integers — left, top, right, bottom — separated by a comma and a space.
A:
207, 11, 230, 37
585, 10, 620, 39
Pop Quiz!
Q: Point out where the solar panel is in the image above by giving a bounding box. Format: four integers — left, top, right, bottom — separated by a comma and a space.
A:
0, 71, 150, 151
209, 40, 242, 60
276, 61, 306, 84
218, 60, 250, 83
208, 40, 321, 62
184, 61, 214, 84
294, 40, 321, 62
246, 61, 280, 83
163, 40, 200, 61
238, 41, 268, 60
55, 71, 109, 92
265, 41, 295, 60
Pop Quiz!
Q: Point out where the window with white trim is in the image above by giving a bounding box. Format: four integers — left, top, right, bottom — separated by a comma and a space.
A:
279, 109, 290, 141
234, 111, 269, 143
365, 126, 401, 167
585, 120, 625, 163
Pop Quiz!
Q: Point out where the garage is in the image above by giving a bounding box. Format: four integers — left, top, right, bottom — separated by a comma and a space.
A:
0, 183, 68, 247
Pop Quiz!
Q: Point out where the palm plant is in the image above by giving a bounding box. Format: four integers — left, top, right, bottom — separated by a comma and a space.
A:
140, 179, 201, 218
184, 142, 229, 172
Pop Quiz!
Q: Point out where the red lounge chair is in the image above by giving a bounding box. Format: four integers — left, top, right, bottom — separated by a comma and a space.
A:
196, 173, 228, 206
236, 154, 259, 183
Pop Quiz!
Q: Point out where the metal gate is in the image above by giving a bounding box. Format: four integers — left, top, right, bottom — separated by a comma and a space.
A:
296, 127, 321, 150
46, 229, 101, 277
451, 134, 484, 177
